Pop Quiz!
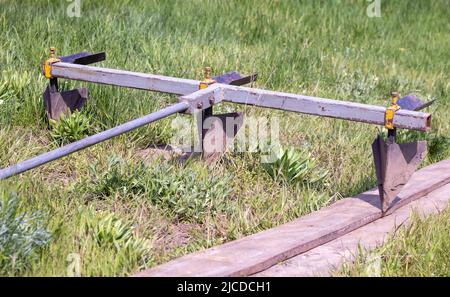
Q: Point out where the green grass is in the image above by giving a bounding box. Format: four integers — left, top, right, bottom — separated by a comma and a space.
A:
0, 0, 448, 276
335, 206, 450, 277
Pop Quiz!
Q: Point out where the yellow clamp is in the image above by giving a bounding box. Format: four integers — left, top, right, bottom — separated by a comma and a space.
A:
43, 47, 61, 79
199, 66, 216, 90
385, 91, 400, 130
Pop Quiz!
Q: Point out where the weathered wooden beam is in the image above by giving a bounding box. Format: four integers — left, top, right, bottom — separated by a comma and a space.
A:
219, 84, 431, 131
51, 62, 201, 95
133, 158, 450, 277
255, 182, 450, 277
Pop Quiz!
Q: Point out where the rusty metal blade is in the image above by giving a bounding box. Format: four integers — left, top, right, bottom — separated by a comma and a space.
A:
43, 87, 88, 120
372, 135, 427, 212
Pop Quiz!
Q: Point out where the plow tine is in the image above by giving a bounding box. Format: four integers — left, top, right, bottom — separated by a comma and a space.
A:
60, 51, 106, 65
372, 135, 428, 212
43, 86, 88, 121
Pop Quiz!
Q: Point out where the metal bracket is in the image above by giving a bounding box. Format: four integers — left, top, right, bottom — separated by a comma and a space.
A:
42, 47, 61, 79
201, 112, 244, 163
179, 70, 258, 113
179, 68, 257, 159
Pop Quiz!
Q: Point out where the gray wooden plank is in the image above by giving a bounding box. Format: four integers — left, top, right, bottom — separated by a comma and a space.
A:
254, 182, 450, 276
133, 158, 450, 277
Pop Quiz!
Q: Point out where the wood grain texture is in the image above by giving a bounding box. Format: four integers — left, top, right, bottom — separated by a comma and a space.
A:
372, 136, 428, 212
134, 158, 450, 277
254, 183, 450, 277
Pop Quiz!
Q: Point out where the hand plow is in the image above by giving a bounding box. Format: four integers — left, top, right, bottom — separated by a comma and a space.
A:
0, 48, 434, 213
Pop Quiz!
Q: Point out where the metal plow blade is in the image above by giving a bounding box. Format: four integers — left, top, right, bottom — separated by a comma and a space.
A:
372, 135, 427, 212
43, 86, 88, 121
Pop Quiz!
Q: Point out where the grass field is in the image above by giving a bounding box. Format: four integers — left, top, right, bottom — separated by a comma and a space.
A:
0, 0, 449, 276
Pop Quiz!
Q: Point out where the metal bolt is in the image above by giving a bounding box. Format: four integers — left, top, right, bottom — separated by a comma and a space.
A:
197, 102, 203, 109
204, 67, 212, 80
209, 97, 215, 105
391, 91, 400, 104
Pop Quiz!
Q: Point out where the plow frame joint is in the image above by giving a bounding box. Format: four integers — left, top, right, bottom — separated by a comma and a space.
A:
178, 83, 223, 114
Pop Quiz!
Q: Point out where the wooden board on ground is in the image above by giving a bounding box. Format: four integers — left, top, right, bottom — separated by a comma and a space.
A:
134, 158, 450, 277
254, 182, 450, 276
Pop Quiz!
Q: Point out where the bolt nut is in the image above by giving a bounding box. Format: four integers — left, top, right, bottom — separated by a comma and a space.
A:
197, 102, 203, 109
209, 97, 215, 105
204, 67, 212, 79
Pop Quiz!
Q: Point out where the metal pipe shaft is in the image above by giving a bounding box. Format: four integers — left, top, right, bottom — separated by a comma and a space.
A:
0, 102, 189, 180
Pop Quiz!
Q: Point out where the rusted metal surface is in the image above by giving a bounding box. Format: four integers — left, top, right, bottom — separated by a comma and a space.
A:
179, 84, 223, 113
228, 73, 258, 86
372, 135, 427, 212
193, 71, 254, 161
0, 102, 189, 180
